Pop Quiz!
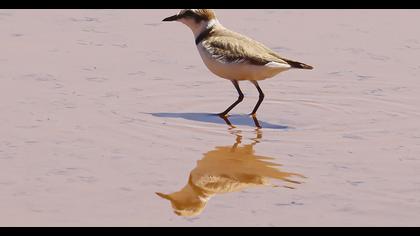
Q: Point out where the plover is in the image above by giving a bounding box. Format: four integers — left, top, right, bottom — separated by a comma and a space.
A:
163, 9, 313, 117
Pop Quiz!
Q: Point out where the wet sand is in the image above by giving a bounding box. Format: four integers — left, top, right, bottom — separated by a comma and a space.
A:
1, 9, 420, 226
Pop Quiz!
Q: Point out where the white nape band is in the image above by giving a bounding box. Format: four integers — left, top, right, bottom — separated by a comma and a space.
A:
207, 19, 220, 29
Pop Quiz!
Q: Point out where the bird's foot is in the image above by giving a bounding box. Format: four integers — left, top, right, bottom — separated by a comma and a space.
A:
249, 113, 262, 128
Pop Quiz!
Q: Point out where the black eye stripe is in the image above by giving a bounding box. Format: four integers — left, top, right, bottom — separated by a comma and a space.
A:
182, 10, 197, 17
181, 10, 205, 22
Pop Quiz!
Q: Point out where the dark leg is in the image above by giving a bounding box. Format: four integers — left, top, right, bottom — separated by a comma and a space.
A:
250, 80, 265, 116
219, 115, 235, 129
218, 80, 244, 117
251, 115, 262, 129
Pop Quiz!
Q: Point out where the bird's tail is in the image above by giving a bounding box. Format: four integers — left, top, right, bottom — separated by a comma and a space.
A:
283, 59, 314, 70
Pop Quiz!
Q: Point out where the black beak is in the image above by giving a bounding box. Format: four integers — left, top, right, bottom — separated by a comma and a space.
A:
162, 15, 179, 22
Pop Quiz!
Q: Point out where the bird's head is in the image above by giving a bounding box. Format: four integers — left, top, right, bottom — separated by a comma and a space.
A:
162, 9, 219, 37
155, 191, 208, 217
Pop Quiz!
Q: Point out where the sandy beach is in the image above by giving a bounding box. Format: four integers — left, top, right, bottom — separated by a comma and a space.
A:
1, 9, 420, 226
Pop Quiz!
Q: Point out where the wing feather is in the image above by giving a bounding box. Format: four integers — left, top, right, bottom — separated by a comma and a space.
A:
201, 28, 289, 66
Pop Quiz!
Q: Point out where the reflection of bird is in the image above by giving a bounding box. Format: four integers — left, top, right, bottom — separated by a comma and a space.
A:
156, 129, 305, 217
163, 9, 313, 117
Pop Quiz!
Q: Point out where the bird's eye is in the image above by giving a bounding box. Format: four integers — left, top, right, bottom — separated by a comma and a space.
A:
182, 10, 204, 23
182, 10, 196, 17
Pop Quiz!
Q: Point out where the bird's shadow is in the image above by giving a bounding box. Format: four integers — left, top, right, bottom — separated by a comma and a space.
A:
150, 113, 289, 130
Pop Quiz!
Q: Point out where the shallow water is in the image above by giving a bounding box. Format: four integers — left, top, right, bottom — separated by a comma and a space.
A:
1, 9, 420, 226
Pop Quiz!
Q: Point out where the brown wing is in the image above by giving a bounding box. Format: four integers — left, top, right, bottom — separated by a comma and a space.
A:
202, 28, 290, 66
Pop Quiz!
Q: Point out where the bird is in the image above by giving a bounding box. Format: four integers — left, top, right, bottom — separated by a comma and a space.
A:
156, 129, 304, 216
162, 9, 313, 118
